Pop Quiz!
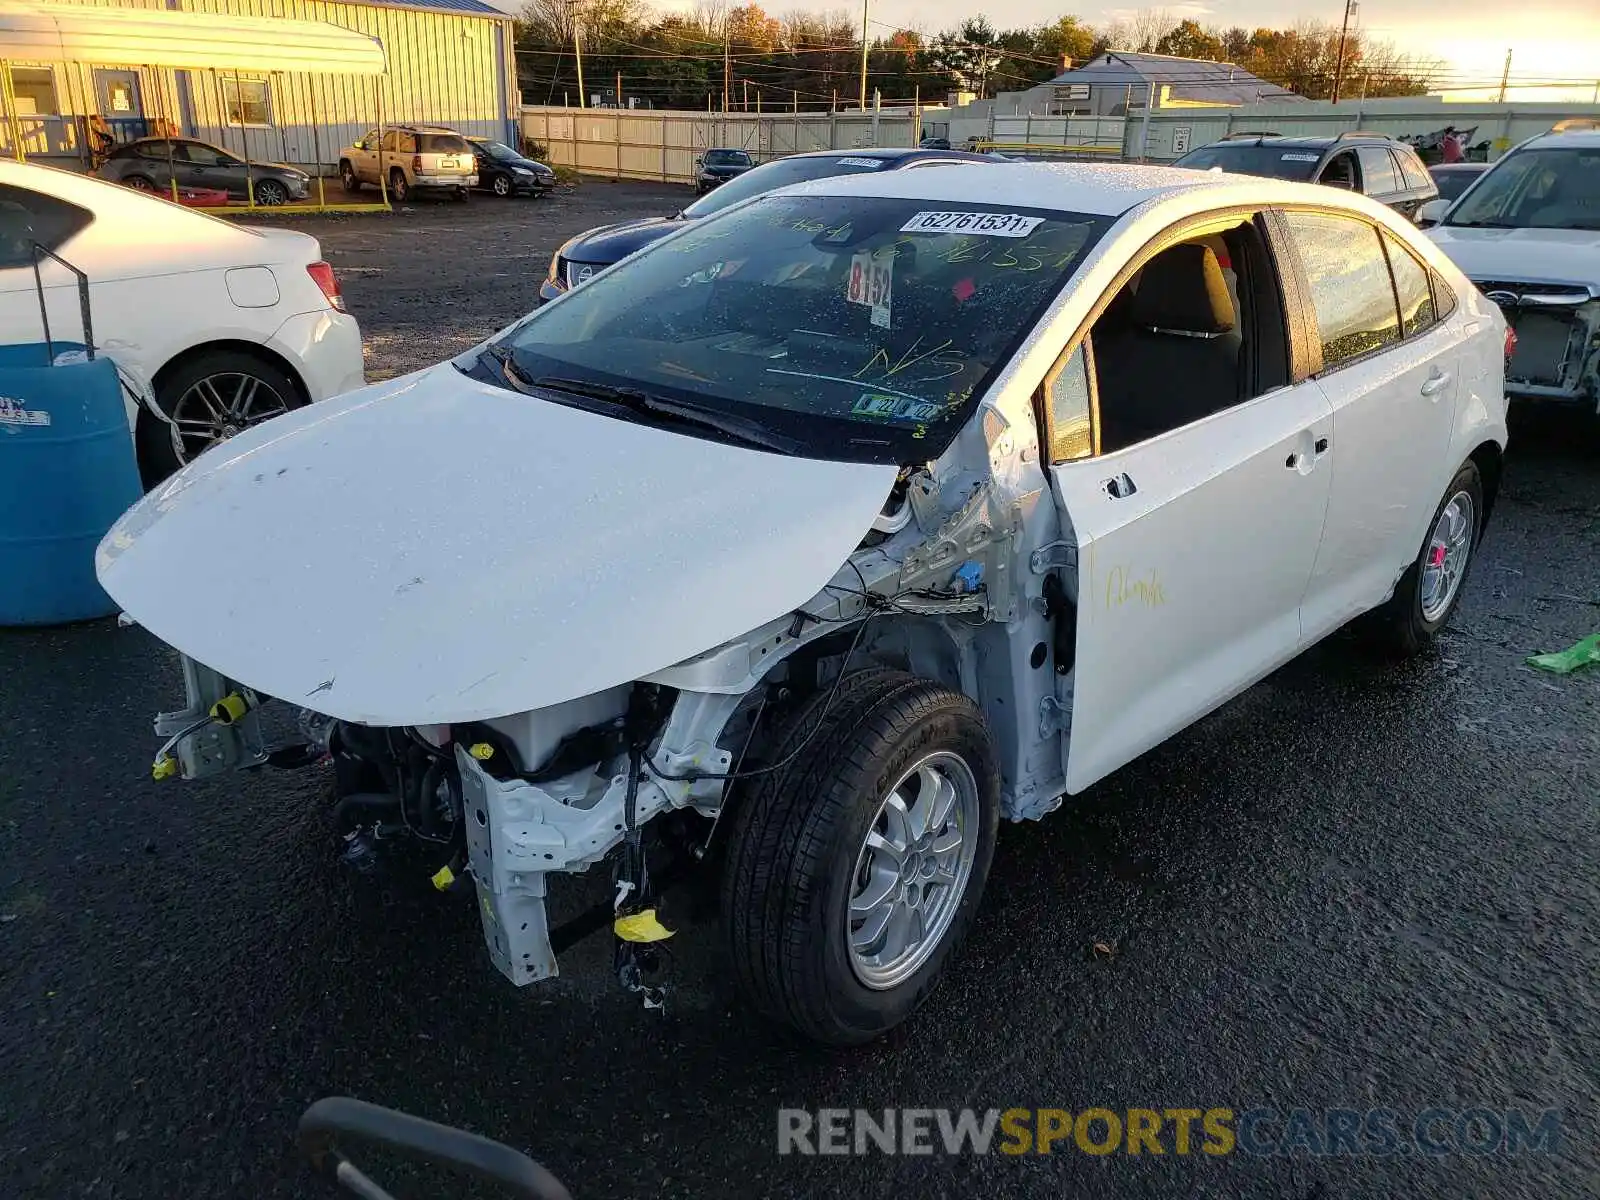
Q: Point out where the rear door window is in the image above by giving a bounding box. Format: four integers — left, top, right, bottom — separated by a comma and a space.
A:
1382, 231, 1438, 338
420, 134, 469, 154
0, 184, 94, 268
1356, 146, 1399, 196
1396, 149, 1433, 192
1281, 210, 1401, 370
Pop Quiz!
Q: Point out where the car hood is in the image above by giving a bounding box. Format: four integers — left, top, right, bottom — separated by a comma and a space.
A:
564, 216, 687, 264
96, 364, 897, 727
1426, 225, 1600, 286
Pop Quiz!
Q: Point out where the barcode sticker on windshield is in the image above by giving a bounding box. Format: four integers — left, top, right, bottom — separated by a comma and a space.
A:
900, 211, 1044, 237
1280, 153, 1320, 162
836, 156, 883, 168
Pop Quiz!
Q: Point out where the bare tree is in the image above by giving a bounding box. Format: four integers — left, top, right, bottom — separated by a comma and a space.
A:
1103, 8, 1181, 54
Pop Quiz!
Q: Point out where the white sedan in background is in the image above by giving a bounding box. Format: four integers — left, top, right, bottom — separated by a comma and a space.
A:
101, 163, 1507, 1046
0, 158, 364, 483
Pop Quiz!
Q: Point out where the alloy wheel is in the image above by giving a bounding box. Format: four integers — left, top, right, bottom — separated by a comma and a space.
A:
170, 371, 291, 463
1420, 489, 1475, 622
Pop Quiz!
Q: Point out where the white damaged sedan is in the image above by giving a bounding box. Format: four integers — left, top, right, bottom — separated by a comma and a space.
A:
98, 163, 1508, 1046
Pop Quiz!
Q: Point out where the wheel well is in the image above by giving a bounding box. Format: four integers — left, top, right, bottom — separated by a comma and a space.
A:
150, 339, 310, 406
1469, 440, 1503, 528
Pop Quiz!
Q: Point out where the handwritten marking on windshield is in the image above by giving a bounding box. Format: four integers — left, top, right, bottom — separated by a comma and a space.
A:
765, 369, 925, 402
853, 337, 966, 383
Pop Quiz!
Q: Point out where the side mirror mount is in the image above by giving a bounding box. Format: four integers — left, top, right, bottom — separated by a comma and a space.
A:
1416, 198, 1449, 228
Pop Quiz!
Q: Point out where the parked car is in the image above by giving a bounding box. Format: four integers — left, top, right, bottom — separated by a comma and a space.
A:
0, 159, 363, 483
99, 162, 1506, 1047
339, 125, 478, 202
695, 147, 755, 193
539, 146, 998, 304
1425, 121, 1600, 417
97, 136, 311, 206
1174, 132, 1440, 220
467, 137, 556, 198
1429, 162, 1492, 203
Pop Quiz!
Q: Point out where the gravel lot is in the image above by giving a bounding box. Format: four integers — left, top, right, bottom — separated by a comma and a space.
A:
3, 182, 1599, 1200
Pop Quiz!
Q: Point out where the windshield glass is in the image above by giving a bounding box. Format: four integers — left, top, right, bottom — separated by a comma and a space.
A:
1173, 143, 1321, 181
683, 155, 895, 218
474, 140, 518, 160
703, 149, 751, 165
1444, 147, 1600, 230
490, 195, 1108, 464
1431, 168, 1484, 201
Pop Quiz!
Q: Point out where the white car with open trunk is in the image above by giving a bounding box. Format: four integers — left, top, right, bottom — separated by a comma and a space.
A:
98, 162, 1508, 1046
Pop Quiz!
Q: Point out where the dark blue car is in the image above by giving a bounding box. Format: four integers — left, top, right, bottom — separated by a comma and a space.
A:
538, 146, 997, 305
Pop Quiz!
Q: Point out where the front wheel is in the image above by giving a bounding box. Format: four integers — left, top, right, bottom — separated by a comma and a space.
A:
1368, 459, 1484, 656
721, 670, 1000, 1046
490, 173, 511, 197
254, 178, 288, 206
340, 161, 361, 193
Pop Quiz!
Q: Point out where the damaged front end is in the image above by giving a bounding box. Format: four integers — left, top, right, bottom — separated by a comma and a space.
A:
1480, 279, 1600, 411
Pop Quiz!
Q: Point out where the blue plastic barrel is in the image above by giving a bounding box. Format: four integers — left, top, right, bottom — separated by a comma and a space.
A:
0, 341, 144, 625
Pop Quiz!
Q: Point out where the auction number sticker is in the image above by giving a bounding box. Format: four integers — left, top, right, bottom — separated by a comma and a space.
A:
836, 156, 883, 168
1280, 152, 1320, 162
900, 211, 1044, 237
847, 250, 894, 328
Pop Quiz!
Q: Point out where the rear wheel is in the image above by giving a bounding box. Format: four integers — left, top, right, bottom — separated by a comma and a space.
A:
1368, 459, 1483, 656
721, 670, 1000, 1046
340, 161, 361, 193
125, 174, 156, 193
138, 349, 303, 484
388, 168, 409, 203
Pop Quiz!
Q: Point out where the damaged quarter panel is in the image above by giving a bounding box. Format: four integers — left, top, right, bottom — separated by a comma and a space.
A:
96, 365, 899, 725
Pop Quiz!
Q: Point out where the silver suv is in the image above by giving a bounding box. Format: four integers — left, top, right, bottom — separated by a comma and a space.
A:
339, 125, 478, 202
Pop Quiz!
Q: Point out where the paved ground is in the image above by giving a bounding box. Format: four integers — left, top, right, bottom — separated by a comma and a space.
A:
3, 184, 1599, 1199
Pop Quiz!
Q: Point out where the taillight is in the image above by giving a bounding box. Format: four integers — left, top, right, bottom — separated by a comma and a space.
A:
413, 154, 424, 171
1504, 325, 1517, 363
306, 261, 346, 313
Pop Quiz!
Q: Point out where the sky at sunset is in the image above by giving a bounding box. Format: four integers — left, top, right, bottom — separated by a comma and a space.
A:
503, 0, 1600, 102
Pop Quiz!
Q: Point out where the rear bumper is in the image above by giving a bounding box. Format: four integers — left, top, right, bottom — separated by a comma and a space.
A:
269, 309, 366, 401
412, 175, 478, 189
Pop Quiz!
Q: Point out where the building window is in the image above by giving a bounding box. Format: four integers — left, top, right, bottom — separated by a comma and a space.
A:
221, 77, 272, 127
10, 67, 59, 116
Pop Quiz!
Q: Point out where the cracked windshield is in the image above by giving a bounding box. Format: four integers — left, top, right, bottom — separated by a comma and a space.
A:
494, 195, 1107, 462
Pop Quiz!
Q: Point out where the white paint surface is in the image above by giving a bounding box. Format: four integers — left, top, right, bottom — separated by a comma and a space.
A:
97, 364, 898, 726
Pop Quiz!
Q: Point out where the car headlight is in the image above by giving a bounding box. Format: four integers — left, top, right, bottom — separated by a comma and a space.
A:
514, 167, 533, 176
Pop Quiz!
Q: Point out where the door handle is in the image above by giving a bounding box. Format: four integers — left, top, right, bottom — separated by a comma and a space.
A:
1420, 369, 1452, 397
1102, 472, 1136, 499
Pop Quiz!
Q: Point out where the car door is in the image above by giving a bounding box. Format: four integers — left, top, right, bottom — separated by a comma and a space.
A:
1275, 209, 1465, 638
352, 130, 379, 182
1042, 212, 1336, 792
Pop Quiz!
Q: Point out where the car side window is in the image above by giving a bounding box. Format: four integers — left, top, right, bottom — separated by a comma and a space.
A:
179, 142, 225, 167
1381, 231, 1437, 338
0, 183, 94, 268
379, 130, 400, 152
1281, 210, 1400, 370
1043, 340, 1094, 462
1317, 151, 1360, 191
1396, 149, 1433, 192
1357, 145, 1399, 195
1042, 213, 1291, 457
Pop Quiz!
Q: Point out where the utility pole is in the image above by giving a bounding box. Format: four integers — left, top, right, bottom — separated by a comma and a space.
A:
1330, 0, 1357, 104
615, 70, 622, 110
571, 0, 585, 109
723, 30, 730, 113
858, 0, 869, 110
1497, 49, 1512, 103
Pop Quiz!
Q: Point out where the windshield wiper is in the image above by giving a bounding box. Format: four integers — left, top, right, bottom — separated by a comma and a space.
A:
526, 375, 799, 454
1448, 218, 1520, 228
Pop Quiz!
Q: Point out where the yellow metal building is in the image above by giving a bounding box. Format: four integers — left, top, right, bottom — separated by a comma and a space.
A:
0, 0, 518, 171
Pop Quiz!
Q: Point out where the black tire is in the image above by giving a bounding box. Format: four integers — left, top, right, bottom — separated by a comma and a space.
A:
388, 168, 409, 203
1367, 459, 1484, 657
721, 669, 1000, 1046
124, 174, 156, 193
138, 349, 304, 486
452, 186, 469, 202
340, 161, 361, 193
254, 178, 288, 206
490, 173, 512, 197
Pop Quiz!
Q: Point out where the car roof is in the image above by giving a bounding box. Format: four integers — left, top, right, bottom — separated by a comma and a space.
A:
1205, 134, 1403, 150
1520, 128, 1600, 150
772, 159, 1364, 218
787, 147, 993, 165
1429, 162, 1489, 173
